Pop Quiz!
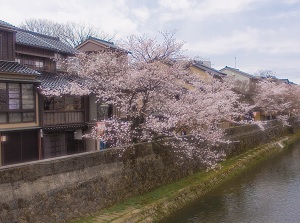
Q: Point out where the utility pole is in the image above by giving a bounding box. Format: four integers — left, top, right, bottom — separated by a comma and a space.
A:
234, 57, 237, 68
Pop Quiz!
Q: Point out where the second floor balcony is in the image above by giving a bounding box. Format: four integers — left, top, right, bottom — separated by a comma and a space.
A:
43, 110, 84, 126
43, 95, 85, 126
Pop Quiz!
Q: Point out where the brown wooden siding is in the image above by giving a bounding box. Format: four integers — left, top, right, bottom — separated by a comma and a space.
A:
1, 130, 39, 165
15, 54, 56, 72
15, 45, 57, 71
0, 30, 15, 61
15, 45, 54, 58
43, 111, 85, 126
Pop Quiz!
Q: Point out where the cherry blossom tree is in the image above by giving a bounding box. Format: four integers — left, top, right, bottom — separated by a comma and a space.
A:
48, 31, 251, 167
253, 79, 300, 125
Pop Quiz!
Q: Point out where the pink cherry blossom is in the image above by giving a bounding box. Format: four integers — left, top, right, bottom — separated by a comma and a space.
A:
43, 31, 253, 167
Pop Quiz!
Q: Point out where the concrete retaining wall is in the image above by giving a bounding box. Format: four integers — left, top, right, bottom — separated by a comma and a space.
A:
0, 120, 295, 222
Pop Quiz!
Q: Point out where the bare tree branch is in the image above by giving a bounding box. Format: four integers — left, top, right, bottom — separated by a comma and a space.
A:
19, 18, 116, 47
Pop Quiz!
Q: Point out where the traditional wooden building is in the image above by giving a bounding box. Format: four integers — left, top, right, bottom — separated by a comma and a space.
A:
192, 60, 226, 81
76, 36, 125, 119
0, 20, 41, 165
75, 37, 128, 150
0, 19, 96, 166
220, 66, 264, 121
14, 27, 91, 159
220, 66, 258, 94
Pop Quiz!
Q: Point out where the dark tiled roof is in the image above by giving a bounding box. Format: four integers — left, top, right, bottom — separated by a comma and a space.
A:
77, 36, 128, 53
0, 20, 13, 26
220, 66, 257, 79
193, 61, 226, 77
0, 20, 16, 31
38, 71, 86, 94
44, 124, 87, 133
86, 36, 117, 49
16, 29, 75, 54
278, 78, 290, 83
38, 71, 75, 90
0, 60, 40, 75
275, 78, 296, 85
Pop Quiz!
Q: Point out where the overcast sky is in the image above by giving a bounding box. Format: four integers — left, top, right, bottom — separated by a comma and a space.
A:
1, 0, 300, 83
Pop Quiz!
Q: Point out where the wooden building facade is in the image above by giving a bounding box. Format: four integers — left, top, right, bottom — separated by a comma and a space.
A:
0, 21, 41, 166
0, 20, 93, 166
14, 28, 90, 160
0, 21, 128, 166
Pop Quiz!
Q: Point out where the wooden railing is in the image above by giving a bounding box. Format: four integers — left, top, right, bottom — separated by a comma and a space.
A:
22, 64, 49, 71
43, 111, 84, 126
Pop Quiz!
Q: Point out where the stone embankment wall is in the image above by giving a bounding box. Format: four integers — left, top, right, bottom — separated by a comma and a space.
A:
0, 120, 295, 222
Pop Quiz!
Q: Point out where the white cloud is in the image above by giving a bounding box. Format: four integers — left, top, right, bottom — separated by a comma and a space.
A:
132, 6, 151, 23
282, 0, 300, 4
268, 9, 300, 20
157, 0, 265, 22
185, 27, 259, 55
186, 27, 300, 55
198, 0, 261, 14
158, 0, 194, 10
0, 0, 299, 83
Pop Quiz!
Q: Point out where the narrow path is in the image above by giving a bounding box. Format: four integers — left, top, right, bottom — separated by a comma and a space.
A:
92, 208, 140, 223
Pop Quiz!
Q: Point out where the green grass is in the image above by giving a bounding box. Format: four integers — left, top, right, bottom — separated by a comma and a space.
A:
70, 132, 300, 223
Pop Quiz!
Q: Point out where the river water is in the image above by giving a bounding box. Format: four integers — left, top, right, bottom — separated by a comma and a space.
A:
162, 140, 300, 223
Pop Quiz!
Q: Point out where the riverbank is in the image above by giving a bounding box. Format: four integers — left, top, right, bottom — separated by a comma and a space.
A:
71, 131, 300, 223
0, 121, 292, 223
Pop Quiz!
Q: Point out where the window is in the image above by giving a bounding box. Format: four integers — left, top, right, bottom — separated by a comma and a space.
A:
8, 83, 20, 109
22, 84, 34, 109
0, 35, 2, 58
0, 82, 36, 123
44, 95, 83, 111
35, 60, 44, 68
0, 83, 7, 110
43, 134, 67, 158
20, 59, 44, 70
97, 103, 109, 120
97, 103, 113, 120
23, 59, 34, 68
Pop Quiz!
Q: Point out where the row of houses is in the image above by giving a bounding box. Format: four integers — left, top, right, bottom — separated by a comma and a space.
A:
0, 20, 127, 166
0, 20, 286, 166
